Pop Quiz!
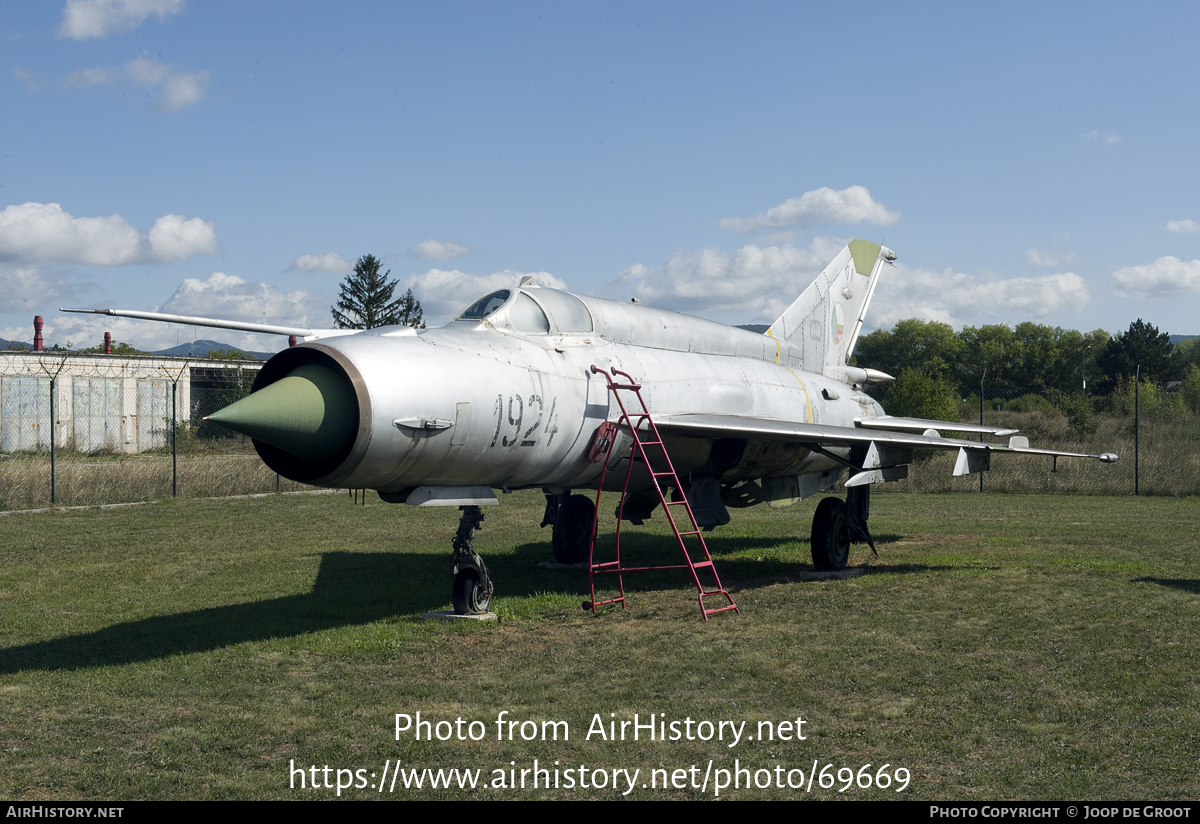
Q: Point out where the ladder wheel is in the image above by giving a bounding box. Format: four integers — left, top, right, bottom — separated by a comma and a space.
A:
811, 497, 850, 570
552, 494, 595, 563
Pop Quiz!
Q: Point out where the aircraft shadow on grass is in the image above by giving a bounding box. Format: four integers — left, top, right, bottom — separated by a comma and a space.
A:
1133, 577, 1200, 595
1, 534, 944, 674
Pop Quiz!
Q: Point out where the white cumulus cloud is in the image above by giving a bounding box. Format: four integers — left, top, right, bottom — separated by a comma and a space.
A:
1085, 130, 1122, 146
65, 56, 209, 111
161, 272, 321, 324
612, 236, 846, 322
1166, 219, 1200, 234
869, 266, 1090, 329
63, 66, 114, 87
57, 0, 185, 40
719, 186, 900, 233
1024, 248, 1077, 266
403, 269, 569, 324
292, 252, 352, 274
0, 264, 74, 313
0, 202, 218, 265
1111, 256, 1200, 299
409, 239, 474, 261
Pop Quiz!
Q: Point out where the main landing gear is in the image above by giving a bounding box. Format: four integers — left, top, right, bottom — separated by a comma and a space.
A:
809, 485, 877, 570
542, 490, 596, 564
451, 505, 493, 614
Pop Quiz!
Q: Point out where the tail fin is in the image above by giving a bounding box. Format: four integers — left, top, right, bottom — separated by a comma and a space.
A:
766, 239, 894, 376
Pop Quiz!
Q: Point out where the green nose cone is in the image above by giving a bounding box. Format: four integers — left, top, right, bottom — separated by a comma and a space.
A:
206, 363, 357, 463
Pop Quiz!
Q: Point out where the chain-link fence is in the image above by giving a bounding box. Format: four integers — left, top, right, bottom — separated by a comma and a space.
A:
0, 351, 307, 510
877, 371, 1200, 497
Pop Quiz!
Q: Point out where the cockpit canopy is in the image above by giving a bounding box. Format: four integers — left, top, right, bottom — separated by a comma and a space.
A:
455, 286, 593, 335
458, 290, 511, 320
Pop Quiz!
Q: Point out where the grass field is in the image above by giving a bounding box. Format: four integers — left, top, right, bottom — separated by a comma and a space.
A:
0, 489, 1197, 800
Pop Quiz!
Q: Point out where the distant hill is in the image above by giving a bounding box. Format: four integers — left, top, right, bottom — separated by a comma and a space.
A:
736, 324, 770, 334
149, 339, 278, 360
0, 338, 276, 360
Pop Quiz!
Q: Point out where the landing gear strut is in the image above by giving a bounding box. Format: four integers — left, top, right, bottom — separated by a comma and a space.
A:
551, 494, 595, 564
810, 486, 877, 570
451, 505, 493, 614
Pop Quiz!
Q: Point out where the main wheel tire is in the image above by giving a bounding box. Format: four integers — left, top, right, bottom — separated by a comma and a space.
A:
451, 569, 491, 614
552, 494, 596, 564
810, 496, 850, 570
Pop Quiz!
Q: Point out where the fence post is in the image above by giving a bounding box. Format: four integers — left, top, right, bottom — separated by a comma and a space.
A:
172, 381, 178, 497
979, 368, 986, 494
50, 376, 56, 505
38, 356, 66, 506
1134, 365, 1140, 497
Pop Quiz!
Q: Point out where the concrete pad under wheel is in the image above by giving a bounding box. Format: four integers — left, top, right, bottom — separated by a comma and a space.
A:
423, 610, 498, 622
797, 567, 866, 581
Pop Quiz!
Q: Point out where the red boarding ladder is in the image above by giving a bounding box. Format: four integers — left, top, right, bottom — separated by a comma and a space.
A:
585, 365, 739, 621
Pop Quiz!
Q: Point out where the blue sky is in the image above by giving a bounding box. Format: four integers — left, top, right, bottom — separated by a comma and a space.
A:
2, 1, 1198, 352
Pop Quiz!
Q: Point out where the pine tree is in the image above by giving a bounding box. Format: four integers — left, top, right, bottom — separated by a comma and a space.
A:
394, 286, 424, 329
331, 254, 425, 329
1096, 318, 1182, 389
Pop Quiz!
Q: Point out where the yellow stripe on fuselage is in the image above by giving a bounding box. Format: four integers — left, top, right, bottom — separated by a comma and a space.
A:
781, 366, 813, 423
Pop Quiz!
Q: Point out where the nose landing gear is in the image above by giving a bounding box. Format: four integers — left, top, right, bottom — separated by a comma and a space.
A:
450, 505, 493, 614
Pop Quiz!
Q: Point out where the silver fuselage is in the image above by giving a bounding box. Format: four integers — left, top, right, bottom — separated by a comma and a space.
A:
258, 290, 884, 494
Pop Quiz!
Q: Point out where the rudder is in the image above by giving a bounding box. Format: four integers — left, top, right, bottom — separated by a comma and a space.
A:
766, 239, 895, 375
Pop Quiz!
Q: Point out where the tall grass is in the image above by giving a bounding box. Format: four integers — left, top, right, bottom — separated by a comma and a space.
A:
0, 452, 308, 510
889, 410, 1200, 496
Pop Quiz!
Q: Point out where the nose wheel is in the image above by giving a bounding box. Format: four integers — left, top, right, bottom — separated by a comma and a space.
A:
450, 505, 493, 614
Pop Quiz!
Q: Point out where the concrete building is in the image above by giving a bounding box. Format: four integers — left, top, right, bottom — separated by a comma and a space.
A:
0, 351, 263, 454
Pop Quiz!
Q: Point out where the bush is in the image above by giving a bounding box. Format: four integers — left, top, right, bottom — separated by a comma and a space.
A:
883, 367, 961, 422
1004, 394, 1055, 414
1111, 376, 1185, 419
1182, 366, 1200, 416
1059, 395, 1098, 436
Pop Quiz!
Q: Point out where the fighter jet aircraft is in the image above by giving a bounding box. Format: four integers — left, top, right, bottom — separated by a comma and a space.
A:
64, 240, 1117, 615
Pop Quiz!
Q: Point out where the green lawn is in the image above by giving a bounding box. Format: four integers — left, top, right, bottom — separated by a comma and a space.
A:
1, 490, 1196, 800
